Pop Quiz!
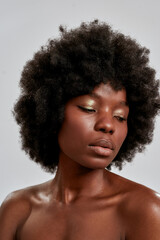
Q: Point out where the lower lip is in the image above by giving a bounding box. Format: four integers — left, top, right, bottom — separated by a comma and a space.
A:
88, 145, 113, 157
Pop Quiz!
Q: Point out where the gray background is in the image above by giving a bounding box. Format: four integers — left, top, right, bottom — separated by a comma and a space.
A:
0, 0, 160, 204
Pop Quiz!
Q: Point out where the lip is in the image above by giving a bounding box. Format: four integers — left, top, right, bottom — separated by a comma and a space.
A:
88, 139, 115, 157
89, 139, 115, 150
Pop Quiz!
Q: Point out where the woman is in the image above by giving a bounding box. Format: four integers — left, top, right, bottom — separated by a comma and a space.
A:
0, 20, 160, 239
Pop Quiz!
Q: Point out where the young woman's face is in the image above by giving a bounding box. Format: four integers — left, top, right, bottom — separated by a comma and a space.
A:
58, 83, 129, 169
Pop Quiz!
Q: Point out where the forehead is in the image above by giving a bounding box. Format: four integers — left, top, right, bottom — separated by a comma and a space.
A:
67, 83, 128, 108
91, 83, 128, 106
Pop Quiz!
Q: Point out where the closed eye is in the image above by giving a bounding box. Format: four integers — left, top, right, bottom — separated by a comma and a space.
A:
77, 106, 96, 113
115, 116, 127, 122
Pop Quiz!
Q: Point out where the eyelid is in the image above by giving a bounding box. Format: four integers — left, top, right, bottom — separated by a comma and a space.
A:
113, 115, 127, 123
116, 116, 127, 120
114, 113, 127, 117
114, 114, 126, 118
78, 106, 128, 118
78, 105, 96, 112
114, 109, 127, 117
114, 114, 128, 122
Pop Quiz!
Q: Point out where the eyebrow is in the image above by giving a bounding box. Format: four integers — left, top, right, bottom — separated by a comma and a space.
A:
89, 93, 129, 106
119, 101, 129, 107
89, 93, 101, 99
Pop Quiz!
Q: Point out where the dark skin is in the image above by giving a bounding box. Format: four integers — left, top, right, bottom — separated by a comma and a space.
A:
0, 83, 160, 240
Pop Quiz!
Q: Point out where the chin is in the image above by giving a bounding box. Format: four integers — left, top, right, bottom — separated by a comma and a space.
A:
77, 156, 113, 170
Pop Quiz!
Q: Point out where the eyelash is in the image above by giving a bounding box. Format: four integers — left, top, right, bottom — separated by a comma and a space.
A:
78, 106, 127, 122
78, 106, 96, 113
114, 116, 127, 122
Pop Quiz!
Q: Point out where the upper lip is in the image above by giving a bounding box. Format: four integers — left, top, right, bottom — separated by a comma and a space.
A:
88, 139, 115, 150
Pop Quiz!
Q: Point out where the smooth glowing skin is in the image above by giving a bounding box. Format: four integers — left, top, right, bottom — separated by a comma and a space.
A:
58, 83, 128, 172
0, 83, 160, 240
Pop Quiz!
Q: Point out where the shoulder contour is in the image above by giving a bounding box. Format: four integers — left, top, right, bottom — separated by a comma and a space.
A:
138, 189, 160, 218
124, 187, 160, 239
128, 183, 160, 209
0, 188, 32, 214
0, 180, 52, 223
0, 189, 32, 238
121, 179, 160, 212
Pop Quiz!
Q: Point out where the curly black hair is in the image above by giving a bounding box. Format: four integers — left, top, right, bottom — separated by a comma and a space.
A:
13, 20, 160, 173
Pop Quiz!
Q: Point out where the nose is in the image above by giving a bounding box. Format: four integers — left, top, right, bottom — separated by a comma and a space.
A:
94, 113, 115, 134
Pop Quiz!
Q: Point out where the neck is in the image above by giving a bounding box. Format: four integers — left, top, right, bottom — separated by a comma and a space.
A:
51, 152, 109, 204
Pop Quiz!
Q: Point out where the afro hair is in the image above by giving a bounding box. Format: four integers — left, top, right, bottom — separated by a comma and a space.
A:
13, 20, 160, 173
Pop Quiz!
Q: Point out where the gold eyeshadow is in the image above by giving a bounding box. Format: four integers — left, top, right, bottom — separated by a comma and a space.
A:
84, 99, 95, 107
114, 109, 126, 118
80, 99, 96, 109
78, 98, 128, 117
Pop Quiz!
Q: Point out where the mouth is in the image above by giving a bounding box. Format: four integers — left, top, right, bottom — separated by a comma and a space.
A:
89, 139, 114, 150
88, 139, 115, 157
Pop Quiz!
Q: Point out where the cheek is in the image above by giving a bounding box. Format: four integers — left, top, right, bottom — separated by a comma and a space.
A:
58, 117, 92, 154
118, 124, 128, 146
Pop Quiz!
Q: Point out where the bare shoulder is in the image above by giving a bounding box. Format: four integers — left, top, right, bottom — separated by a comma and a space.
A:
0, 188, 32, 239
126, 184, 160, 239
0, 180, 52, 240
110, 172, 160, 239
123, 177, 160, 219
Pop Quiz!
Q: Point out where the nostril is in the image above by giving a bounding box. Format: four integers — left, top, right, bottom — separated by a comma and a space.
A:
109, 129, 114, 134
99, 128, 107, 133
99, 128, 114, 134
